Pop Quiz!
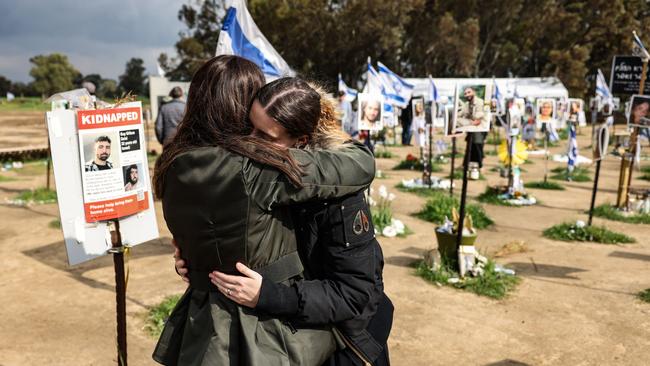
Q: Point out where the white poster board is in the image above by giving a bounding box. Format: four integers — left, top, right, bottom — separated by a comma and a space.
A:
47, 101, 159, 265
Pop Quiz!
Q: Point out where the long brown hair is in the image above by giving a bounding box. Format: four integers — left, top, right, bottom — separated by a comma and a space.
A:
153, 55, 305, 198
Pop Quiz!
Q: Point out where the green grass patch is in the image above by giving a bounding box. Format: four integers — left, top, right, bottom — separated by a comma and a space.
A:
393, 159, 443, 172
15, 188, 57, 203
415, 260, 519, 299
523, 159, 534, 165
48, 219, 61, 229
638, 289, 650, 303
485, 150, 498, 156
395, 182, 445, 197
145, 294, 182, 337
542, 222, 635, 244
550, 166, 591, 182
440, 151, 463, 158
0, 97, 50, 112
477, 187, 518, 207
486, 134, 503, 146
448, 170, 486, 180
524, 181, 565, 190
374, 150, 394, 159
415, 192, 494, 229
590, 204, 650, 225
0, 174, 16, 182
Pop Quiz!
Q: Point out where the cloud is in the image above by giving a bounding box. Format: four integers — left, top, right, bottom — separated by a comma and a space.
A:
0, 0, 185, 82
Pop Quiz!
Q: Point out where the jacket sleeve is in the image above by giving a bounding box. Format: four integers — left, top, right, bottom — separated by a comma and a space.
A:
256, 240, 380, 325
245, 141, 375, 210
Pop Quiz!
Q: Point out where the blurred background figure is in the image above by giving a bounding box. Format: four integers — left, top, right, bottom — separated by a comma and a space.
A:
155, 86, 185, 146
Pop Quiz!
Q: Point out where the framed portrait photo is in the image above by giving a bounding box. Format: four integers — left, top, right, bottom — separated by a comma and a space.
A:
357, 93, 384, 131
451, 83, 492, 133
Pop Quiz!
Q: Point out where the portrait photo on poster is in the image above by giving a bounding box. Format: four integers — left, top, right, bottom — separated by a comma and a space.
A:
628, 94, 650, 128
357, 93, 383, 131
535, 98, 557, 127
507, 98, 526, 130
123, 163, 145, 192
82, 132, 120, 172
567, 98, 585, 124
452, 83, 492, 133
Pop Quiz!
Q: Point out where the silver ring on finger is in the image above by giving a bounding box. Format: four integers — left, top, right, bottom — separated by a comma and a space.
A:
226, 288, 232, 296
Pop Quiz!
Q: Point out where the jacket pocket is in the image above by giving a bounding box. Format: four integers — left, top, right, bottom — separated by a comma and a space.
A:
329, 195, 375, 254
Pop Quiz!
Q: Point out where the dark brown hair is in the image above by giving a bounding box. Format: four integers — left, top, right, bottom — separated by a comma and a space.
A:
256, 77, 322, 144
153, 55, 305, 198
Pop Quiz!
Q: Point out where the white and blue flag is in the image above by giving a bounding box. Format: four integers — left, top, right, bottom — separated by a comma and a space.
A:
567, 124, 578, 170
216, 0, 294, 80
377, 61, 413, 108
596, 69, 613, 106
428, 75, 439, 103
633, 31, 650, 60
364, 59, 384, 96
493, 77, 504, 114
6, 92, 15, 101
338, 73, 358, 102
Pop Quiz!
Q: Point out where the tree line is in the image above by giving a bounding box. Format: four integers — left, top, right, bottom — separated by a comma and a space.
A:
159, 0, 650, 98
0, 54, 149, 100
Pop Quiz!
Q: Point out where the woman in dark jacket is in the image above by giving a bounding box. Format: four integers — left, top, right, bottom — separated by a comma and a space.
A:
152, 56, 375, 366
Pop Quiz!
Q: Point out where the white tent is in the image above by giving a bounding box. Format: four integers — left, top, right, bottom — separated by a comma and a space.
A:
405, 77, 569, 103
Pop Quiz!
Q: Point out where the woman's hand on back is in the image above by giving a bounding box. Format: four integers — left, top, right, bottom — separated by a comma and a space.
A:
172, 239, 189, 283
209, 263, 263, 308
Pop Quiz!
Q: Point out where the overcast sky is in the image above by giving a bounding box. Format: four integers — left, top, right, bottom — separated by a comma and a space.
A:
0, 0, 184, 82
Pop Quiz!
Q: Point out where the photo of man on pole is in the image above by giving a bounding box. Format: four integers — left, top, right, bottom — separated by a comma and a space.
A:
453, 84, 491, 133
84, 135, 114, 172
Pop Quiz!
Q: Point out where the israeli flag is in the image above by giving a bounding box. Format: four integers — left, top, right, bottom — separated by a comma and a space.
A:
633, 31, 650, 60
377, 61, 413, 108
428, 75, 439, 103
493, 77, 504, 114
596, 69, 613, 104
216, 0, 294, 79
338, 73, 358, 102
567, 124, 578, 169
6, 92, 15, 101
364, 60, 384, 96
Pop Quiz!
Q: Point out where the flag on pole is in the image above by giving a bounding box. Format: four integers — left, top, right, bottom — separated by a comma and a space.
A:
6, 92, 15, 101
567, 124, 578, 170
428, 75, 439, 103
338, 73, 358, 102
595, 69, 613, 105
377, 61, 413, 108
633, 31, 650, 60
216, 0, 294, 79
493, 77, 504, 114
156, 62, 166, 77
364, 58, 384, 96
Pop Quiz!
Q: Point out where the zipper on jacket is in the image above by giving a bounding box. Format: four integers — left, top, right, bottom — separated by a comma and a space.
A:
334, 328, 371, 366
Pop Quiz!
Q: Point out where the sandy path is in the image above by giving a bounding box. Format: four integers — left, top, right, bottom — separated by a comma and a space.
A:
0, 120, 649, 365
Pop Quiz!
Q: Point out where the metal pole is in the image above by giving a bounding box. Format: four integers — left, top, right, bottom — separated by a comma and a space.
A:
110, 219, 128, 366
449, 136, 457, 196
588, 159, 602, 226
46, 137, 52, 190
428, 123, 433, 189
455, 134, 473, 253
543, 128, 549, 183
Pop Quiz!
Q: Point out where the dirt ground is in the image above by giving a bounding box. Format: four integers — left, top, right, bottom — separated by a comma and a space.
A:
1, 112, 649, 366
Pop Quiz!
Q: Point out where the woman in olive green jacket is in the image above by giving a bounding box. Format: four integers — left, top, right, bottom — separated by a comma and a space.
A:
152, 56, 374, 366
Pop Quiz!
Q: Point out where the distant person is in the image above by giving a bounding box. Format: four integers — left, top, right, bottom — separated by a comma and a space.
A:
400, 99, 413, 145
124, 164, 142, 191
337, 91, 357, 137
84, 136, 113, 171
155, 86, 185, 145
